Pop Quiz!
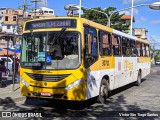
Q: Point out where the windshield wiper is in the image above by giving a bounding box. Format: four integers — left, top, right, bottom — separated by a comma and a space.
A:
48, 28, 67, 45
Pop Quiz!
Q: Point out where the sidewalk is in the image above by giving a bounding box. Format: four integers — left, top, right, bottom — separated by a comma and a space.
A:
0, 76, 25, 105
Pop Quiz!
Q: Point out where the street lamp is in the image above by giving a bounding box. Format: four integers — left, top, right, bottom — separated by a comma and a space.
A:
149, 2, 160, 10
104, 2, 160, 35
65, 2, 160, 30
64, 4, 109, 26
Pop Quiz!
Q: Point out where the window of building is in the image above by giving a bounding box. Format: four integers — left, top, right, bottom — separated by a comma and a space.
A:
7, 25, 10, 29
99, 31, 112, 56
5, 16, 8, 21
28, 15, 31, 18
13, 16, 16, 21
112, 35, 121, 55
44, 11, 48, 13
49, 11, 53, 14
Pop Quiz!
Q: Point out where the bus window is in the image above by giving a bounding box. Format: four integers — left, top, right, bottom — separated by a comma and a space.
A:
146, 44, 150, 57
130, 40, 136, 56
84, 26, 98, 68
136, 42, 141, 57
122, 37, 130, 56
112, 35, 121, 55
141, 43, 145, 57
99, 31, 111, 56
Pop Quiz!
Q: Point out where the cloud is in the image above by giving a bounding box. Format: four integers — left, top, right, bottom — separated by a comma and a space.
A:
135, 16, 147, 23
119, 11, 130, 15
151, 20, 160, 24
133, 8, 139, 15
122, 0, 152, 4
140, 16, 146, 21
119, 8, 139, 15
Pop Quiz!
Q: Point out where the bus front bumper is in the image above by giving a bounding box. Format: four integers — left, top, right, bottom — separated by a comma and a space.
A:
20, 80, 87, 101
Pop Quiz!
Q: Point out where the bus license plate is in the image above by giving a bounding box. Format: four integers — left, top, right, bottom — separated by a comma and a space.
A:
41, 92, 51, 96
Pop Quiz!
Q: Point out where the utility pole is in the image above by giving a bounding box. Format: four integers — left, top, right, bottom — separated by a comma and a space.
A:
150, 36, 155, 64
23, 0, 29, 19
19, 0, 31, 20
130, 0, 134, 35
31, 0, 42, 19
12, 27, 17, 91
150, 36, 160, 64
43, 0, 48, 7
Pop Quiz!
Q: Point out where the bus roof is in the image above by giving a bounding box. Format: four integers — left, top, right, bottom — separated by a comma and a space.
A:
24, 17, 150, 44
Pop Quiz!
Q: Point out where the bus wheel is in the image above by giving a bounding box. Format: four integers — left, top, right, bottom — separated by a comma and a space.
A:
135, 71, 141, 86
98, 78, 109, 104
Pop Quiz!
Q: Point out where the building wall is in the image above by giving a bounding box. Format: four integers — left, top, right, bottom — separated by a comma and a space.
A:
3, 9, 18, 25
0, 8, 7, 31
2, 24, 17, 34
134, 28, 148, 40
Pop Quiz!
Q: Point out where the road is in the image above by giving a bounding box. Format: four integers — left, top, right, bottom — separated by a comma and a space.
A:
0, 65, 160, 119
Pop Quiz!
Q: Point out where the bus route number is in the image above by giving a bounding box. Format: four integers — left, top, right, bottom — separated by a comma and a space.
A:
102, 60, 109, 66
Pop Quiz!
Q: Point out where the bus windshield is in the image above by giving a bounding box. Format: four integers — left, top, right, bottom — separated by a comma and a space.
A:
21, 31, 81, 70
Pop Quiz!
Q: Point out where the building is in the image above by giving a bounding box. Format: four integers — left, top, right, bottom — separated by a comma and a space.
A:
133, 28, 148, 40
25, 7, 54, 20
121, 15, 135, 34
2, 9, 23, 35
0, 8, 7, 32
39, 7, 54, 15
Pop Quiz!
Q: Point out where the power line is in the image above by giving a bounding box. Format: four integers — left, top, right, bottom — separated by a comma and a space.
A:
31, 0, 42, 18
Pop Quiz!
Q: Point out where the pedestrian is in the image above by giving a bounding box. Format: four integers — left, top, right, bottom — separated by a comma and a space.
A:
0, 60, 6, 76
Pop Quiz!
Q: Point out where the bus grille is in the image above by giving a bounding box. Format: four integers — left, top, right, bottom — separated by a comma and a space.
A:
26, 73, 70, 82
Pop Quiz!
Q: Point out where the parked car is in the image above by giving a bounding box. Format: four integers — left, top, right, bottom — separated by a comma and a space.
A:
0, 56, 13, 76
155, 60, 160, 65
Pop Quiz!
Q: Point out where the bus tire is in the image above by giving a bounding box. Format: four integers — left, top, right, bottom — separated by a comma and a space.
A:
98, 78, 109, 104
135, 71, 141, 86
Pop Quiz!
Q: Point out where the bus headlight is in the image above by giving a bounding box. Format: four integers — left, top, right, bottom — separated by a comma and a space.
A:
20, 77, 30, 88
65, 79, 83, 90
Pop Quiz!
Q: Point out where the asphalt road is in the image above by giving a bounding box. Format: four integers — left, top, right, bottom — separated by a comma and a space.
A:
0, 65, 160, 119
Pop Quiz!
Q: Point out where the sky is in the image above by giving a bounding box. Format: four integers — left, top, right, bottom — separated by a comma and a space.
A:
0, 0, 160, 49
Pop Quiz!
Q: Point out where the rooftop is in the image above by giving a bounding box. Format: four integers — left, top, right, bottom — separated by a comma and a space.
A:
121, 15, 135, 22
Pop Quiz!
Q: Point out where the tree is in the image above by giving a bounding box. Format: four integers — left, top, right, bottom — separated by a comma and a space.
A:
81, 7, 129, 32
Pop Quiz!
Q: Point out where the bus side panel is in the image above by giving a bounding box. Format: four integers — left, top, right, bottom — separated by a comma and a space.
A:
137, 57, 151, 78
86, 56, 115, 100
114, 56, 125, 89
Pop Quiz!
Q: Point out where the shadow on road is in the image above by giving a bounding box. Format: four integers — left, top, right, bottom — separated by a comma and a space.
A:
1, 77, 158, 119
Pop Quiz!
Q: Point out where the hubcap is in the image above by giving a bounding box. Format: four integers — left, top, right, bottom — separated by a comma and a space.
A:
101, 84, 107, 100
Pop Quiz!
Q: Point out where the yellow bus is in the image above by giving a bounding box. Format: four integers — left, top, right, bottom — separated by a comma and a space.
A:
20, 17, 150, 103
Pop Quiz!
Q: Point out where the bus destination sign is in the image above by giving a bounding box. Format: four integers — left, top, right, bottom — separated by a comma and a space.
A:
25, 19, 77, 30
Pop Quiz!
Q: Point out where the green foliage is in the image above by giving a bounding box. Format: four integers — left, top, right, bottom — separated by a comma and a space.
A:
81, 7, 130, 31
155, 51, 160, 60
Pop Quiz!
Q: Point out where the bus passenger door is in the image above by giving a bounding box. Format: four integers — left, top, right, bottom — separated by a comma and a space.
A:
112, 35, 125, 89
84, 25, 100, 99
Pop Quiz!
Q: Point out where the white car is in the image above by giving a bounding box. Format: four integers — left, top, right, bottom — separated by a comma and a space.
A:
155, 60, 160, 65
0, 56, 13, 76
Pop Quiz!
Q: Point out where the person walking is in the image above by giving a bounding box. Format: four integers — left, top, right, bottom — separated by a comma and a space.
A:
0, 60, 6, 76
